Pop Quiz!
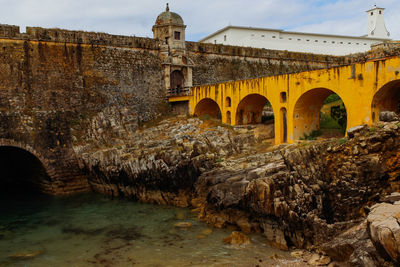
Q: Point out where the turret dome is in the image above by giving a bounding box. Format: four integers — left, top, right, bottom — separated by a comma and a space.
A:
155, 3, 184, 25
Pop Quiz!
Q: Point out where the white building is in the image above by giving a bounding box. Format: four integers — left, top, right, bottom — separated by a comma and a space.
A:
199, 6, 391, 55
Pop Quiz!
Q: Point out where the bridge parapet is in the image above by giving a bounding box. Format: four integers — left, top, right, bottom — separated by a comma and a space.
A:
186, 55, 400, 145
167, 87, 191, 97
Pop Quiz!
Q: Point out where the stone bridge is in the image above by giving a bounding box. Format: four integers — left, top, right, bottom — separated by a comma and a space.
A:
171, 55, 400, 144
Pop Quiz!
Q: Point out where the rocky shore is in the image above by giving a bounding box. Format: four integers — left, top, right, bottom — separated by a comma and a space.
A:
74, 114, 400, 266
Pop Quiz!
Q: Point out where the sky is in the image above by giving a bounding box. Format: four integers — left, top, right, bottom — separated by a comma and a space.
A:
0, 0, 398, 41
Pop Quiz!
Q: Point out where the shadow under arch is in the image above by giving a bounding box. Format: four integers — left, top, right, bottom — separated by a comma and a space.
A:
371, 80, 400, 123
235, 94, 273, 125
194, 98, 222, 119
0, 145, 51, 194
293, 88, 348, 140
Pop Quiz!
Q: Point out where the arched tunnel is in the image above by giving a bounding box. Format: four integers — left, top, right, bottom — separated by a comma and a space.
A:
371, 80, 400, 122
0, 146, 50, 194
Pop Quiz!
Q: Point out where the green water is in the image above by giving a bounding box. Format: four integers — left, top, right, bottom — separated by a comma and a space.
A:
0, 193, 300, 266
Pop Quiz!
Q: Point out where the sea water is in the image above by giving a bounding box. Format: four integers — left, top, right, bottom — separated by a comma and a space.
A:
0, 193, 304, 266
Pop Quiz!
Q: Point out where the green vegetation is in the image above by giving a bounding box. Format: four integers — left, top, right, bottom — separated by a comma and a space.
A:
320, 113, 341, 129
338, 138, 347, 145
300, 130, 322, 140
323, 93, 340, 104
365, 127, 377, 137
200, 114, 211, 120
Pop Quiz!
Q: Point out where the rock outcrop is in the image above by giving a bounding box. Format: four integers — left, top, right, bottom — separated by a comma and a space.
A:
368, 201, 400, 264
75, 117, 258, 206
76, 116, 400, 266
195, 122, 400, 249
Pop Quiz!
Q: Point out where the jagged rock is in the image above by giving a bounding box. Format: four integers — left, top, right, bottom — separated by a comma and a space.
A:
307, 254, 331, 266
380, 192, 400, 203
320, 219, 387, 266
347, 125, 367, 138
253, 124, 275, 141
223, 231, 251, 245
379, 111, 399, 122
348, 249, 376, 267
75, 117, 256, 206
368, 202, 400, 264
75, 115, 400, 267
262, 220, 288, 250
290, 250, 305, 258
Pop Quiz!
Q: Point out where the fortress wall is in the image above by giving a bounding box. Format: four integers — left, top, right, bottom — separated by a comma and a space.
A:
25, 27, 161, 49
0, 34, 164, 194
0, 24, 20, 38
186, 41, 350, 86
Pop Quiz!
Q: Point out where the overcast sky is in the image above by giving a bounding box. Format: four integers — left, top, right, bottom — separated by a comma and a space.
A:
0, 0, 398, 41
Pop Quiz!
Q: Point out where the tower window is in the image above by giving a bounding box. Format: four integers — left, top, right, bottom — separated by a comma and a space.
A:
174, 31, 181, 40
224, 35, 227, 41
379, 10, 382, 14
371, 12, 373, 16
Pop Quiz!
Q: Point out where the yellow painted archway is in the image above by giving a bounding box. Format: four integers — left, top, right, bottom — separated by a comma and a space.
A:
172, 56, 400, 144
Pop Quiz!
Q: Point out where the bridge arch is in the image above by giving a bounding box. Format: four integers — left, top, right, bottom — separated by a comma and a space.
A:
371, 80, 400, 122
0, 139, 53, 193
194, 98, 222, 119
235, 94, 274, 125
292, 88, 348, 141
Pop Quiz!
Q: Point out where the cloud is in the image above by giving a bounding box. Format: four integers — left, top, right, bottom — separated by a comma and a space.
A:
0, 0, 398, 40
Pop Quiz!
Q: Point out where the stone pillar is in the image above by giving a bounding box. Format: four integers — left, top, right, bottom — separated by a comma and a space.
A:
164, 65, 171, 94
186, 66, 193, 88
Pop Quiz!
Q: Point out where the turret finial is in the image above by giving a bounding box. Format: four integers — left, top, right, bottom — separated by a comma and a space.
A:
166, 3, 169, 12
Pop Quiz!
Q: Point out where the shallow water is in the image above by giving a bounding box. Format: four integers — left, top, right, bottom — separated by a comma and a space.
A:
0, 192, 302, 266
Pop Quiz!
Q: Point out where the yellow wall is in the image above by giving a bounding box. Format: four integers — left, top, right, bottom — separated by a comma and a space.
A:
170, 56, 400, 145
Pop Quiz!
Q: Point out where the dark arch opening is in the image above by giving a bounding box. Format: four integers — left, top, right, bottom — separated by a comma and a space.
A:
371, 80, 400, 123
235, 94, 274, 125
280, 108, 287, 143
226, 111, 231, 124
194, 98, 222, 119
225, 97, 231, 107
293, 89, 347, 140
0, 146, 50, 194
235, 94, 275, 143
170, 70, 184, 94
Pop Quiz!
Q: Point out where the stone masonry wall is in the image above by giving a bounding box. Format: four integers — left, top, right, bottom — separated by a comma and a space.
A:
0, 32, 164, 194
186, 41, 349, 85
